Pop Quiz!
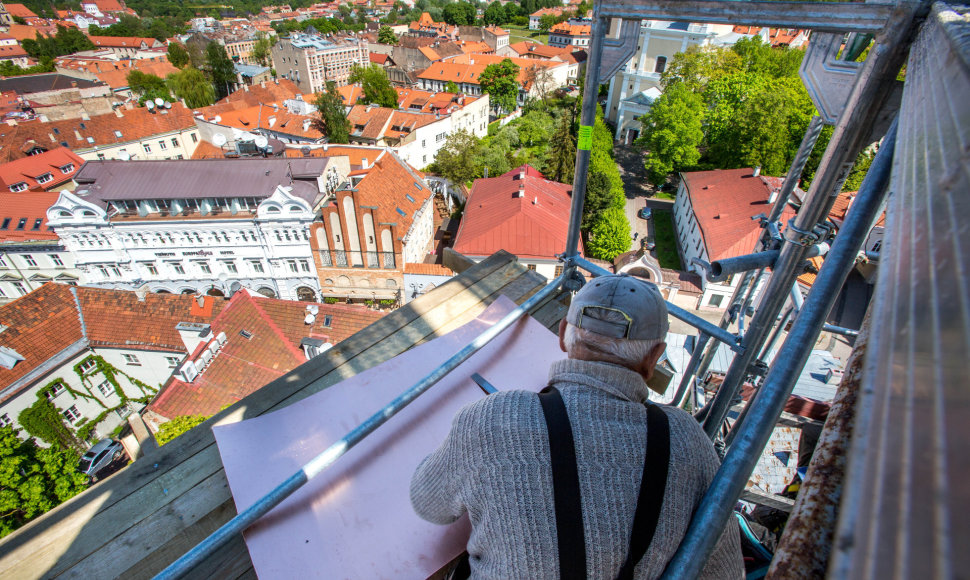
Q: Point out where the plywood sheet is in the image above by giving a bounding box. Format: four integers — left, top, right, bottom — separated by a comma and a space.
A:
214, 296, 564, 579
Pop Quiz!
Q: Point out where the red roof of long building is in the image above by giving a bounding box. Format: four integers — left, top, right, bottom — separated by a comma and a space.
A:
0, 190, 59, 242
453, 165, 576, 260
0, 147, 83, 192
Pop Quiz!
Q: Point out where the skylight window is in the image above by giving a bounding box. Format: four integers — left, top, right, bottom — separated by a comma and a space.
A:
405, 194, 415, 203
53, 128, 60, 135
16, 218, 26, 230
32, 219, 42, 230
239, 330, 253, 339
86, 137, 95, 144
79, 123, 86, 129
114, 130, 122, 138
395, 207, 407, 217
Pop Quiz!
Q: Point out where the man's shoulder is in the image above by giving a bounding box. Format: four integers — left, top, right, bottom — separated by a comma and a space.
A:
453, 389, 543, 428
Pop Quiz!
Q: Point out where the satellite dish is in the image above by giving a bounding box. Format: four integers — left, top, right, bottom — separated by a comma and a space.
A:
214, 115, 222, 124
154, 97, 165, 106
164, 101, 172, 109
254, 135, 269, 148
145, 100, 155, 110
212, 133, 228, 147
117, 151, 131, 160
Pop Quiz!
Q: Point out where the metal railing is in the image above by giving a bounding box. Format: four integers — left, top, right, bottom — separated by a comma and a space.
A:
155, 0, 936, 576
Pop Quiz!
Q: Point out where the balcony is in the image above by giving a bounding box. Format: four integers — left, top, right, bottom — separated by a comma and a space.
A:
0, 251, 564, 578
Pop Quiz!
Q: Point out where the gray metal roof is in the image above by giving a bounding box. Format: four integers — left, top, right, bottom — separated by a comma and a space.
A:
72, 158, 332, 203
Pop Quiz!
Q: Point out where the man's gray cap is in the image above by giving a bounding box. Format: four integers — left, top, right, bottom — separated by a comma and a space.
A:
566, 274, 669, 340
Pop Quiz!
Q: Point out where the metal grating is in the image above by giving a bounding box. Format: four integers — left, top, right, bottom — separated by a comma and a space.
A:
830, 3, 970, 578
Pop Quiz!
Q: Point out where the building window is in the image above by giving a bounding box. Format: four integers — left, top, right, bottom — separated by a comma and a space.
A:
46, 253, 64, 267
654, 56, 667, 74
97, 381, 113, 397
165, 356, 181, 368
250, 260, 264, 273
223, 260, 237, 274
287, 259, 298, 273
79, 358, 96, 374
143, 143, 152, 153
36, 173, 53, 184
16, 218, 26, 230
527, 264, 537, 271
12, 281, 26, 295
299, 259, 310, 272
159, 140, 167, 150
0, 255, 6, 268
98, 265, 110, 278
171, 138, 179, 148
708, 294, 723, 307
122, 353, 141, 366
0, 414, 10, 427
111, 266, 122, 277
197, 261, 212, 274
145, 262, 158, 275
60, 163, 75, 174
23, 255, 37, 267
191, 133, 198, 143
63, 405, 82, 424
10, 182, 27, 192
171, 262, 185, 275
45, 382, 66, 400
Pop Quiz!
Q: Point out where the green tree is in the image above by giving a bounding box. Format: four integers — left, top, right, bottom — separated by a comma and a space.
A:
314, 81, 351, 143
581, 171, 612, 230
586, 207, 631, 261
167, 67, 216, 108
483, 1, 507, 25
433, 129, 482, 185
635, 82, 705, 185
546, 114, 576, 184
250, 33, 273, 67
444, 81, 460, 93
377, 25, 398, 45
127, 70, 175, 106
22, 25, 95, 60
348, 64, 398, 108
442, 1, 476, 25
167, 42, 190, 68
479, 58, 520, 113
204, 42, 237, 100
0, 426, 88, 538
155, 415, 210, 446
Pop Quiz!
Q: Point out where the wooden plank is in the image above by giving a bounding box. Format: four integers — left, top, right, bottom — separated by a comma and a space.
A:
0, 253, 543, 580
442, 247, 476, 273
740, 488, 796, 513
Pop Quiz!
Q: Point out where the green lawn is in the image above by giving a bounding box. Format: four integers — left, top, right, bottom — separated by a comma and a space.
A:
502, 24, 549, 45
651, 209, 683, 270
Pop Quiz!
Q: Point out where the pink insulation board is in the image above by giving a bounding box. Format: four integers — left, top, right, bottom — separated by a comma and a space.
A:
214, 296, 565, 579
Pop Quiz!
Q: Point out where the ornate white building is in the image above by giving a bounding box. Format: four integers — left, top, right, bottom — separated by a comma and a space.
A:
46, 158, 346, 301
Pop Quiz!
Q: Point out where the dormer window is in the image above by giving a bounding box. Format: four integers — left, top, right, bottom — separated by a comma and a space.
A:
36, 173, 53, 184
10, 182, 27, 192
114, 130, 122, 138
60, 164, 75, 174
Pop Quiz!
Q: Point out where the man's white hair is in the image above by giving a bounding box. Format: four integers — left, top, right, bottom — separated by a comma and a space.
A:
563, 306, 662, 369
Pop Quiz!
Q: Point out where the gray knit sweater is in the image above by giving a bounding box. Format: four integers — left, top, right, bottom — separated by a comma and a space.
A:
410, 358, 744, 580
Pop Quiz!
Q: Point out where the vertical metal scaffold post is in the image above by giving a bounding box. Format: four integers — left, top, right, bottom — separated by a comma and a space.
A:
698, 3, 920, 439
661, 118, 898, 579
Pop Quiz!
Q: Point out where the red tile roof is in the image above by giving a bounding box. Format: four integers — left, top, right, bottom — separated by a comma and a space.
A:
146, 291, 384, 419
404, 262, 454, 276
94, 59, 178, 90
0, 45, 28, 60
0, 103, 197, 163
194, 79, 304, 116
369, 52, 390, 65
4, 4, 38, 18
201, 103, 323, 141
0, 190, 59, 242
88, 36, 162, 49
3, 24, 48, 41
453, 165, 576, 260
189, 140, 225, 159
338, 149, 432, 234
680, 168, 797, 262
0, 284, 225, 403
550, 22, 591, 36
282, 143, 390, 168
347, 104, 438, 142
0, 146, 83, 191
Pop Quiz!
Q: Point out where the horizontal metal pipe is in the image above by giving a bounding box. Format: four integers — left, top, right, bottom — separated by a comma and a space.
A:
569, 256, 744, 353
597, 1, 893, 33
822, 323, 859, 337
154, 275, 566, 580
706, 243, 829, 283
661, 117, 897, 580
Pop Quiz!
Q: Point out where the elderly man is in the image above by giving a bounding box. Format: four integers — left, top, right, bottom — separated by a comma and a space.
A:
411, 274, 743, 579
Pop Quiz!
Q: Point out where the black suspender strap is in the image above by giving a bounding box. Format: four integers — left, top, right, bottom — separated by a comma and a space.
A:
538, 386, 587, 580
615, 403, 670, 580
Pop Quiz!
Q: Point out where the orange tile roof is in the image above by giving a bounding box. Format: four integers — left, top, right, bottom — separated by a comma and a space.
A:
195, 79, 304, 116
336, 83, 363, 106
88, 36, 161, 49
508, 41, 575, 60
458, 41, 491, 54
147, 291, 384, 419
86, 0, 126, 13
0, 103, 197, 162
0, 284, 226, 403
681, 168, 797, 262
0, 147, 83, 192
530, 7, 567, 17
189, 140, 225, 159
282, 143, 388, 168
0, 190, 59, 242
4, 3, 38, 18
418, 46, 441, 62
0, 45, 28, 60
347, 105, 440, 142
404, 262, 454, 276
417, 60, 486, 85
828, 190, 885, 227
201, 103, 323, 141
94, 59, 178, 90
453, 165, 575, 260
4, 24, 48, 41
550, 22, 591, 36
435, 54, 561, 88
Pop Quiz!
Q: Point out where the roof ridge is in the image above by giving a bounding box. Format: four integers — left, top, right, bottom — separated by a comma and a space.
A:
237, 292, 307, 361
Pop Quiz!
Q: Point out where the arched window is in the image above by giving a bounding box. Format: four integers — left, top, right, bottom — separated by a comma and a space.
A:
296, 286, 316, 301
655, 56, 667, 74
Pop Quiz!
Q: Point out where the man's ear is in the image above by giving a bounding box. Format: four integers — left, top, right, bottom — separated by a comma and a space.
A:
558, 318, 568, 353
639, 341, 667, 382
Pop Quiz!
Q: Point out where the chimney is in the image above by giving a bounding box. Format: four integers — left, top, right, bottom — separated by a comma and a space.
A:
518, 168, 525, 180
114, 107, 124, 117
768, 189, 779, 204
81, 112, 90, 121
533, 196, 538, 205
752, 165, 761, 177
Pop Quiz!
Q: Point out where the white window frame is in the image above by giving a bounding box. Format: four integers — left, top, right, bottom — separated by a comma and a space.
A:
165, 356, 181, 368
97, 381, 113, 397
63, 405, 83, 424
9, 182, 27, 192
49, 254, 64, 267
23, 254, 37, 267
122, 353, 141, 366
36, 173, 53, 184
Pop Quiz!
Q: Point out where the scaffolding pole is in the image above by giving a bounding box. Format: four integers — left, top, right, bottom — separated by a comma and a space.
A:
663, 118, 898, 579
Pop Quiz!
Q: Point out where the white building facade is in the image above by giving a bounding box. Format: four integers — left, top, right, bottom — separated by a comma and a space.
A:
605, 21, 726, 143
46, 159, 344, 301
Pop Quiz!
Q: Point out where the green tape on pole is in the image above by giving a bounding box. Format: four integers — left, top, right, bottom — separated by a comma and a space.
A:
577, 125, 592, 150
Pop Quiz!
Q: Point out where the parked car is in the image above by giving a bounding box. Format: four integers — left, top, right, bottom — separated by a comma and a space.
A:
638, 207, 652, 220
641, 236, 656, 251
77, 438, 124, 480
